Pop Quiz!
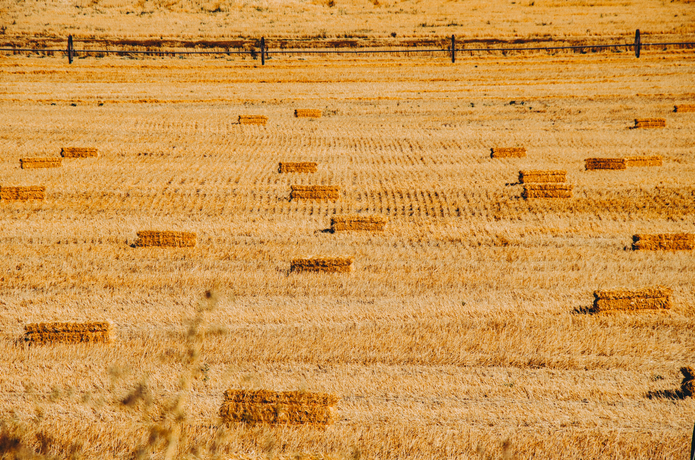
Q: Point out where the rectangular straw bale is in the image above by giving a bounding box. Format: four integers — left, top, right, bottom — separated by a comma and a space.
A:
24, 322, 112, 344
593, 287, 672, 312
238, 115, 268, 125
20, 158, 62, 169
625, 156, 663, 167
135, 230, 197, 248
522, 184, 573, 199
330, 215, 387, 232
60, 147, 98, 158
220, 389, 338, 426
585, 158, 627, 170
633, 118, 666, 128
0, 185, 45, 201
290, 185, 340, 201
291, 257, 353, 273
490, 147, 526, 158
279, 162, 318, 173
518, 170, 566, 183
674, 104, 695, 113
294, 109, 322, 118
632, 233, 694, 251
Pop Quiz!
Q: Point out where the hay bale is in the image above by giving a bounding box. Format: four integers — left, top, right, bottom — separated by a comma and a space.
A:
592, 287, 672, 312
518, 170, 566, 183
625, 156, 663, 167
60, 147, 98, 158
674, 104, 695, 113
330, 215, 387, 232
290, 185, 340, 201
24, 322, 112, 344
0, 185, 45, 201
291, 257, 353, 273
220, 389, 338, 426
294, 109, 322, 118
20, 158, 62, 169
585, 158, 627, 170
279, 162, 318, 173
632, 233, 694, 251
490, 147, 526, 158
135, 230, 197, 248
633, 118, 666, 128
238, 115, 268, 125
522, 184, 573, 199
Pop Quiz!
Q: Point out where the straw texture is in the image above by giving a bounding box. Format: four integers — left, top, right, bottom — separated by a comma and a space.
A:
279, 162, 318, 173
0, 185, 45, 201
20, 158, 62, 169
24, 322, 113, 344
593, 287, 672, 312
220, 389, 338, 425
633, 118, 666, 128
331, 215, 387, 232
61, 147, 98, 158
674, 104, 695, 113
238, 115, 268, 125
522, 184, 573, 199
625, 156, 663, 167
291, 257, 353, 273
518, 170, 567, 183
585, 158, 627, 170
294, 109, 322, 118
632, 233, 694, 251
290, 185, 340, 201
135, 231, 197, 248
490, 147, 526, 158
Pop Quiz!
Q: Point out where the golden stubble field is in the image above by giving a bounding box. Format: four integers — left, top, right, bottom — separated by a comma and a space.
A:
1, 20, 695, 460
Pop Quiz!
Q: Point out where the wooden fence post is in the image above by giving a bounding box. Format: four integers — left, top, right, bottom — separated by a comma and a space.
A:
634, 29, 641, 58
67, 35, 73, 64
451, 35, 455, 63
261, 37, 265, 65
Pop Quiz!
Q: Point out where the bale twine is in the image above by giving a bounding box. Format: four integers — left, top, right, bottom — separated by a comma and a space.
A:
135, 230, 197, 248
220, 389, 338, 425
290, 257, 353, 273
632, 233, 694, 251
0, 185, 45, 201
294, 109, 322, 118
330, 215, 387, 232
20, 158, 62, 169
592, 287, 672, 312
518, 170, 566, 183
674, 104, 695, 113
60, 147, 98, 158
490, 147, 526, 158
633, 118, 666, 129
522, 184, 573, 199
278, 162, 318, 173
625, 156, 663, 167
238, 115, 268, 125
290, 185, 340, 201
585, 158, 627, 170
24, 322, 113, 344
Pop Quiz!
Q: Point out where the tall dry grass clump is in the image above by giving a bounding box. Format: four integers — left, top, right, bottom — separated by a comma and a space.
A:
674, 104, 695, 113
632, 233, 694, 251
135, 231, 197, 248
518, 170, 566, 183
24, 322, 113, 344
625, 156, 663, 167
60, 147, 98, 158
490, 147, 526, 158
279, 162, 318, 173
290, 257, 353, 273
294, 109, 322, 118
290, 185, 340, 201
592, 287, 672, 313
0, 185, 45, 201
219, 390, 338, 426
330, 215, 387, 232
20, 158, 62, 169
585, 158, 627, 170
238, 115, 268, 125
633, 118, 666, 128
522, 184, 573, 199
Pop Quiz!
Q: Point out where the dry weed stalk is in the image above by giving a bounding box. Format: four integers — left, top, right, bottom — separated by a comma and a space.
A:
19, 158, 62, 169
24, 322, 113, 344
279, 162, 319, 173
592, 287, 672, 313
632, 233, 694, 251
135, 231, 197, 248
0, 185, 45, 201
219, 390, 338, 426
490, 147, 526, 158
60, 147, 98, 158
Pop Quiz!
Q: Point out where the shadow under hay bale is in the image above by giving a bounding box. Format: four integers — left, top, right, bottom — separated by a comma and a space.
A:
20, 158, 62, 169
522, 184, 573, 199
0, 185, 45, 201
330, 215, 387, 232
633, 118, 666, 129
238, 115, 268, 125
220, 389, 338, 426
60, 147, 98, 158
647, 367, 694, 399
135, 230, 197, 248
592, 287, 672, 313
490, 147, 526, 158
585, 158, 627, 170
518, 170, 566, 183
279, 162, 318, 173
24, 322, 112, 344
625, 156, 663, 167
290, 185, 340, 201
632, 233, 694, 251
674, 104, 695, 113
294, 109, 322, 118
291, 257, 353, 273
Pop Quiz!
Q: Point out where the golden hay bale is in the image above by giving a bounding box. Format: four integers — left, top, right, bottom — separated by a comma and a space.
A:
24, 322, 113, 344
633, 118, 666, 128
521, 184, 573, 199
625, 156, 663, 167
290, 185, 340, 201
60, 147, 99, 158
592, 287, 672, 312
294, 109, 322, 118
20, 158, 62, 169
220, 389, 339, 426
518, 170, 566, 183
490, 147, 526, 158
330, 215, 387, 232
632, 233, 694, 251
238, 115, 268, 125
291, 257, 353, 273
135, 230, 197, 248
585, 158, 627, 170
279, 162, 318, 173
0, 185, 45, 201
674, 104, 695, 113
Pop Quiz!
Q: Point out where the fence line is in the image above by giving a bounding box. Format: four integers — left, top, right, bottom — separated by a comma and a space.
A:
1, 31, 694, 64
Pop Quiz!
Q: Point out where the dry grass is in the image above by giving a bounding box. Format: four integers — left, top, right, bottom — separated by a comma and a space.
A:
19, 158, 62, 169
490, 147, 526, 158
632, 233, 695, 251
60, 147, 98, 158
135, 230, 197, 248
592, 287, 672, 313
24, 322, 113, 344
279, 162, 319, 173
0, 185, 45, 201
220, 390, 338, 426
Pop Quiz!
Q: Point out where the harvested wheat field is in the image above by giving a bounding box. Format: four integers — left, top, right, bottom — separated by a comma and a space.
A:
1, 1, 695, 458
